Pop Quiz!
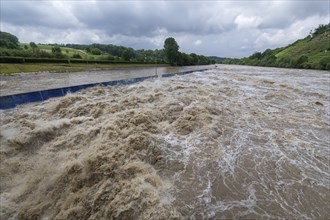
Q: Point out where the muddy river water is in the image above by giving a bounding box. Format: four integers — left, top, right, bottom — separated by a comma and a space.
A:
0, 65, 329, 219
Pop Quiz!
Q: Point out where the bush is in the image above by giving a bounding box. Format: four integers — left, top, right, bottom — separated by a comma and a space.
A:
0, 57, 69, 63
0, 56, 25, 63
24, 58, 69, 63
0, 48, 33, 57
296, 55, 309, 68
326, 63, 330, 70
38, 50, 53, 58
319, 57, 330, 70
91, 48, 101, 55
72, 54, 82, 59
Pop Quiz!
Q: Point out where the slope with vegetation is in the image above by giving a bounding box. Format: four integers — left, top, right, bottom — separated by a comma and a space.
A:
223, 24, 330, 70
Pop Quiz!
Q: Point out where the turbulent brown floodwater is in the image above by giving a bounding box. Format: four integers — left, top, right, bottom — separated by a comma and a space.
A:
0, 65, 329, 219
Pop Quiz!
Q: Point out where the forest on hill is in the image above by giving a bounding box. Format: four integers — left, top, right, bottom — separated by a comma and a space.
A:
222, 24, 330, 70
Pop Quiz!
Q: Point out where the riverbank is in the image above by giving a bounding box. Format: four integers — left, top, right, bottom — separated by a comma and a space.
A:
0, 63, 169, 75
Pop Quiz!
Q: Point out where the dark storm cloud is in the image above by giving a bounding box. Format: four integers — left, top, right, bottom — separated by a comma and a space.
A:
1, 0, 329, 57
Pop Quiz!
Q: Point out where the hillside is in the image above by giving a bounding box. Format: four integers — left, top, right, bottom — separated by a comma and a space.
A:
0, 32, 213, 67
223, 24, 330, 70
276, 31, 329, 69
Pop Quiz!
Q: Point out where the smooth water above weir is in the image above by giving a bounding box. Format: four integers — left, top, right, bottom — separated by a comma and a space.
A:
0, 65, 329, 219
0, 65, 209, 96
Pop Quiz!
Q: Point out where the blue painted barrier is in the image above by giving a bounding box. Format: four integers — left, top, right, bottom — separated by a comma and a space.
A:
101, 80, 118, 87
12, 91, 43, 105
41, 88, 64, 100
0, 96, 16, 109
0, 69, 208, 109
161, 68, 208, 78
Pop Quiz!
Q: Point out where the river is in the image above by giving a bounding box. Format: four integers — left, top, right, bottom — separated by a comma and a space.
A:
0, 64, 329, 219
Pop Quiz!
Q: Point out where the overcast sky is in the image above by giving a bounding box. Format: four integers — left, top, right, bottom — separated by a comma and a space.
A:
1, 0, 329, 57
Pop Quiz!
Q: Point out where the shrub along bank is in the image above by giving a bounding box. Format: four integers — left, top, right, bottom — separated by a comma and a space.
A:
0, 56, 151, 64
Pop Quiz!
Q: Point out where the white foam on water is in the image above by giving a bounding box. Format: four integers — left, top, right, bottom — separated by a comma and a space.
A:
1, 65, 329, 219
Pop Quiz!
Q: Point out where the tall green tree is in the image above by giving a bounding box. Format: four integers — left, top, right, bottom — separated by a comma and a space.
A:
29, 42, 39, 54
164, 37, 180, 66
121, 49, 131, 61
29, 42, 38, 49
313, 23, 329, 36
90, 48, 101, 55
52, 46, 64, 58
52, 46, 61, 54
0, 31, 19, 49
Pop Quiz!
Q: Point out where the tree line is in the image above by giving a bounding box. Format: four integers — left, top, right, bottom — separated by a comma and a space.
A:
0, 31, 214, 65
64, 39, 213, 65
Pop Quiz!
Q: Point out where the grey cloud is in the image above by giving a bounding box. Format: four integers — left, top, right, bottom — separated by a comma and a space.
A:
257, 0, 329, 29
71, 1, 236, 37
1, 1, 79, 29
71, 2, 163, 36
287, 1, 329, 18
0, 0, 328, 58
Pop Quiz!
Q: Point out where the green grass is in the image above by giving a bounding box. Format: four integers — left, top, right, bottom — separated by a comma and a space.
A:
275, 33, 330, 69
20, 44, 105, 60
276, 34, 329, 59
0, 63, 169, 75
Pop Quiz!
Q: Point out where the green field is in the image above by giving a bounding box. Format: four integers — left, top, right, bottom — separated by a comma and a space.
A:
2, 44, 169, 74
20, 44, 106, 60
0, 63, 168, 75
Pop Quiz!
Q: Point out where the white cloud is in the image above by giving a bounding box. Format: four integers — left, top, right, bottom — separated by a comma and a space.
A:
254, 14, 329, 49
235, 14, 261, 30
194, 40, 202, 46
254, 30, 286, 48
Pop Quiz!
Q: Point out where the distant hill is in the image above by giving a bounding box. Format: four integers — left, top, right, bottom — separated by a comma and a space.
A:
223, 23, 330, 70
207, 56, 227, 63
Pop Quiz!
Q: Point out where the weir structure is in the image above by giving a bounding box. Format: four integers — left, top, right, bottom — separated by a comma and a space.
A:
0, 69, 208, 109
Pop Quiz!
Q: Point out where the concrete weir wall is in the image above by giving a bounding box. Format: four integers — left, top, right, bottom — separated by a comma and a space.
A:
0, 69, 208, 109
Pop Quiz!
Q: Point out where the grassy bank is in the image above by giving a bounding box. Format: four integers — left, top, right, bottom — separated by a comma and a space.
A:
0, 63, 169, 75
